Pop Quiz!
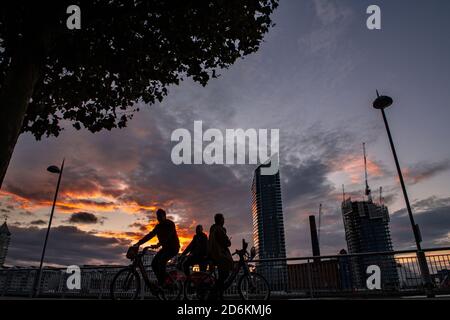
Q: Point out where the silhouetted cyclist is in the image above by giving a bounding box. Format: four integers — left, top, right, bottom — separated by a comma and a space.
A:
132, 208, 180, 286
180, 225, 208, 275
208, 213, 233, 299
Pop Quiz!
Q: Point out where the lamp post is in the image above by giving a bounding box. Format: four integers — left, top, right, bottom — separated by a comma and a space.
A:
32, 159, 65, 297
372, 92, 433, 296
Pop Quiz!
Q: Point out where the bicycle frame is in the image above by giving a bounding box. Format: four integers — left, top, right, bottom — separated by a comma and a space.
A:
182, 240, 269, 301
130, 249, 159, 292
221, 241, 256, 290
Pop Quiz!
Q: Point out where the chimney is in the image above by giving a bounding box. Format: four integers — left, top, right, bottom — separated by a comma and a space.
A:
309, 215, 321, 257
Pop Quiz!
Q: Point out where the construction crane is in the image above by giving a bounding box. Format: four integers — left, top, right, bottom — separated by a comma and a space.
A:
318, 203, 322, 245
363, 142, 372, 202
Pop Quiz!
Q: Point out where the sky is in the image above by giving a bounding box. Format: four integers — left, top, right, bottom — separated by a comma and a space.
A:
1, 0, 450, 267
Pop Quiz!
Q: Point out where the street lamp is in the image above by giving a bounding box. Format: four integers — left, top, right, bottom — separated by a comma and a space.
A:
33, 159, 65, 297
372, 91, 433, 295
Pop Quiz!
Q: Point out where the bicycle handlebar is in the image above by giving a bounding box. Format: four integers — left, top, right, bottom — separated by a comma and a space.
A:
142, 244, 159, 252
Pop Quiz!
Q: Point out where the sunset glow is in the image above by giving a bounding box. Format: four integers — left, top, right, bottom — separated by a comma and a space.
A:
329, 154, 384, 184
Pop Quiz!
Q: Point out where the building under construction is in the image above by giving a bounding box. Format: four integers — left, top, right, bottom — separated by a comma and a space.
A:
0, 221, 11, 268
341, 143, 399, 289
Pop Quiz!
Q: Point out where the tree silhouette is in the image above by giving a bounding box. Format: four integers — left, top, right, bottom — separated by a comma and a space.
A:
0, 1, 278, 186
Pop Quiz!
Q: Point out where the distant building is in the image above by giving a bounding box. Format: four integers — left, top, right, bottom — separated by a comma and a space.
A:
0, 221, 11, 268
251, 162, 287, 291
341, 198, 399, 289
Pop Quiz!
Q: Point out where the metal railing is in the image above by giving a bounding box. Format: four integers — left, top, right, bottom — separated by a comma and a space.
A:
247, 247, 450, 298
1, 247, 449, 299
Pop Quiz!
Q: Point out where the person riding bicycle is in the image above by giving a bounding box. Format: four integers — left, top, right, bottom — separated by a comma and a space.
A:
208, 213, 233, 299
180, 225, 208, 275
132, 208, 180, 287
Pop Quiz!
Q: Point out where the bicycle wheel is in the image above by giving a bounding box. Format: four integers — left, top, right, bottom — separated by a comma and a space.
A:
184, 272, 216, 301
159, 271, 183, 300
110, 267, 141, 300
238, 272, 270, 300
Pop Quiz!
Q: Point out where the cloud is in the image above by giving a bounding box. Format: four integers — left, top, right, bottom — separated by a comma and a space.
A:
328, 154, 386, 184
5, 225, 129, 267
312, 0, 353, 25
298, 0, 354, 54
29, 219, 46, 225
68, 212, 101, 224
275, 123, 373, 256
0, 192, 35, 218
128, 222, 148, 232
412, 196, 450, 212
402, 160, 450, 185
388, 196, 450, 249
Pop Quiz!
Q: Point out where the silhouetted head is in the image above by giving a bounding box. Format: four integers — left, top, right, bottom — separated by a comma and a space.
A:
196, 225, 203, 235
156, 208, 166, 223
214, 213, 224, 226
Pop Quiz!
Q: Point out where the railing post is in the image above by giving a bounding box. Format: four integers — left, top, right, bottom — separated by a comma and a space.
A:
35, 269, 41, 297
59, 269, 66, 299
417, 250, 434, 297
28, 270, 36, 298
2, 270, 10, 296
98, 269, 105, 299
307, 259, 314, 299
27, 269, 34, 298
141, 275, 145, 300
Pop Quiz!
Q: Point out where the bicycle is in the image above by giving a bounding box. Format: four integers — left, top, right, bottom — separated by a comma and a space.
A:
110, 245, 183, 300
183, 239, 271, 300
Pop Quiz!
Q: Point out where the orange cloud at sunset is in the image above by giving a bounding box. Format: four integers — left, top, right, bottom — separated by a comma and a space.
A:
31, 189, 160, 215
328, 154, 384, 184
96, 221, 194, 251
1, 185, 195, 250
0, 190, 35, 211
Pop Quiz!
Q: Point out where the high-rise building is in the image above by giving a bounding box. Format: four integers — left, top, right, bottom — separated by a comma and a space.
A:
341, 143, 399, 289
251, 162, 287, 291
0, 221, 11, 268
341, 199, 399, 289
